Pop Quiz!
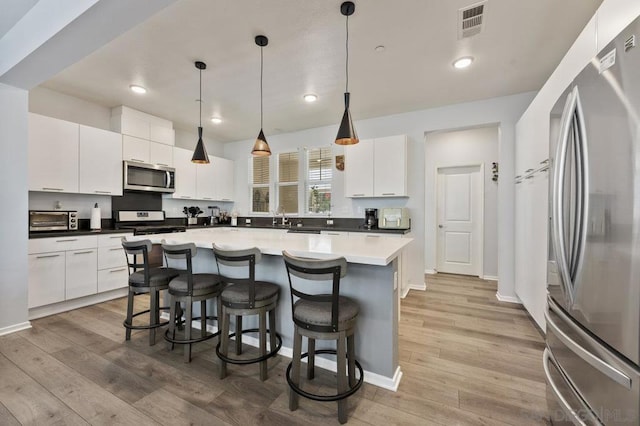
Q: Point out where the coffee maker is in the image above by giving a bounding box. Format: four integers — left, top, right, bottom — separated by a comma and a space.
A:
364, 208, 378, 230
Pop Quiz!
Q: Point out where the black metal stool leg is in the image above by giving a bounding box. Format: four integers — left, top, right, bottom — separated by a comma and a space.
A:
235, 315, 243, 355
219, 309, 230, 379
337, 332, 348, 424
259, 311, 267, 381
289, 326, 302, 411
307, 338, 316, 380
347, 333, 356, 388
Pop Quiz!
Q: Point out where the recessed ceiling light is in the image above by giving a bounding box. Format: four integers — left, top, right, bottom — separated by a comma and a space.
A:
129, 84, 147, 94
303, 94, 318, 103
453, 56, 474, 69
211, 117, 223, 124
374, 45, 385, 52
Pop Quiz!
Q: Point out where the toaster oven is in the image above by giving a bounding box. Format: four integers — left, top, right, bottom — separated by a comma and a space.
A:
29, 210, 78, 232
378, 208, 410, 229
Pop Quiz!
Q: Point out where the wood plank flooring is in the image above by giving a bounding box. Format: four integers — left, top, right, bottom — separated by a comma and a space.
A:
0, 273, 549, 425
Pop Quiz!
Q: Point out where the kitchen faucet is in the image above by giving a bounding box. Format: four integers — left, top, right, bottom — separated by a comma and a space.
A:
277, 206, 288, 226
270, 210, 277, 226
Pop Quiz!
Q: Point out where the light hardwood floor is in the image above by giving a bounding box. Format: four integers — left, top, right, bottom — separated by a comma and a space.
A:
0, 274, 549, 425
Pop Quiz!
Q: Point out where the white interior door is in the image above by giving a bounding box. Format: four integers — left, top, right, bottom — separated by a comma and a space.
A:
436, 165, 482, 276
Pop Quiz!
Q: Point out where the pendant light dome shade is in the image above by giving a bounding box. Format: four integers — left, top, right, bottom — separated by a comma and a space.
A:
252, 35, 272, 156
191, 61, 210, 164
335, 1, 359, 146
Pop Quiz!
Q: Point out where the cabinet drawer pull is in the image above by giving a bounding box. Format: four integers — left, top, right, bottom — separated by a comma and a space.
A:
36, 254, 61, 259
366, 235, 381, 238
525, 175, 535, 179
130, 159, 145, 163
352, 193, 365, 197
203, 197, 212, 200
222, 199, 231, 201
73, 250, 94, 255
525, 168, 534, 173
94, 190, 111, 194
540, 159, 550, 164
56, 239, 78, 242
381, 193, 396, 196
109, 268, 127, 273
110, 236, 123, 239
182, 196, 192, 199
156, 163, 169, 166
42, 187, 63, 191
109, 247, 122, 251
326, 232, 340, 235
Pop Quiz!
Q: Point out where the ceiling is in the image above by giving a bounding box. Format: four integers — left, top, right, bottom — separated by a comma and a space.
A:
32, 0, 602, 143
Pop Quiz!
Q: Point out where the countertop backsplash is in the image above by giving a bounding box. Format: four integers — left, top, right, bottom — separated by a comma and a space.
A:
28, 192, 112, 218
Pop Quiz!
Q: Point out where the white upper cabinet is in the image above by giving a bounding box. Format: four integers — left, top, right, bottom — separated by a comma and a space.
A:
149, 125, 175, 145
149, 141, 173, 167
196, 155, 216, 200
374, 135, 407, 197
212, 156, 235, 202
344, 134, 408, 198
28, 113, 79, 193
79, 125, 123, 196
122, 135, 150, 163
111, 106, 175, 155
344, 139, 374, 197
171, 147, 197, 199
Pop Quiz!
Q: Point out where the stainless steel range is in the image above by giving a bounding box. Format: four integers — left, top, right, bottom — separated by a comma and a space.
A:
114, 210, 186, 235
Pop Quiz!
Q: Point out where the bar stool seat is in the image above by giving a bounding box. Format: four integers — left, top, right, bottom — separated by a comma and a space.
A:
213, 244, 282, 381
283, 250, 364, 424
162, 242, 225, 363
121, 238, 180, 346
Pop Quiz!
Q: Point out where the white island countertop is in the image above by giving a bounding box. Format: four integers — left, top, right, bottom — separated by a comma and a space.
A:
144, 227, 412, 266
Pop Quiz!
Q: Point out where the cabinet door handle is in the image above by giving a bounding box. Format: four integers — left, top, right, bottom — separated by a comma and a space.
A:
74, 250, 94, 255
56, 239, 78, 242
42, 187, 63, 191
36, 254, 61, 259
94, 190, 111, 194
109, 236, 123, 239
221, 198, 231, 201
381, 193, 396, 196
130, 159, 145, 163
326, 232, 340, 236
525, 168, 534, 173
203, 197, 212, 200
366, 235, 381, 238
109, 247, 122, 251
352, 193, 365, 197
182, 196, 192, 199
156, 163, 169, 166
109, 268, 127, 273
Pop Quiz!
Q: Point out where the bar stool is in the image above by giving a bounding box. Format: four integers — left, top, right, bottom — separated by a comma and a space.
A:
213, 244, 282, 381
162, 242, 225, 363
121, 238, 180, 345
282, 250, 364, 424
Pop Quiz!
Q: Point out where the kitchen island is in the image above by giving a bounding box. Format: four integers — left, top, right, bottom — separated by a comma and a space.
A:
135, 227, 412, 391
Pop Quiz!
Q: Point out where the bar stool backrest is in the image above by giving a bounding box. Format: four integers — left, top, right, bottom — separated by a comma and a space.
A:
161, 242, 197, 295
212, 244, 261, 307
122, 238, 153, 284
282, 250, 348, 333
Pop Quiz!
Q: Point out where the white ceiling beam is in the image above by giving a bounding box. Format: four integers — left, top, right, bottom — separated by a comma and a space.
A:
0, 0, 175, 89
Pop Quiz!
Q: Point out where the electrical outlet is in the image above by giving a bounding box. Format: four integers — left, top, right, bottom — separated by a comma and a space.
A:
245, 218, 251, 225
326, 219, 334, 225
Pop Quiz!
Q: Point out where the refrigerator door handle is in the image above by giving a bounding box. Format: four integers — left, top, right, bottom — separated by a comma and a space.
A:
546, 301, 632, 389
543, 349, 594, 426
552, 87, 578, 306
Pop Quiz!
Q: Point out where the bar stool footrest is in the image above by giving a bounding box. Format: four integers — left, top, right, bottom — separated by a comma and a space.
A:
286, 349, 364, 402
163, 315, 220, 345
123, 306, 170, 331
216, 328, 282, 364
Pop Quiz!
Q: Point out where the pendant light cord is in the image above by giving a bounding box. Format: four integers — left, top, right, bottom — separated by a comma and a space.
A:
345, 14, 349, 93
260, 45, 264, 129
199, 66, 202, 127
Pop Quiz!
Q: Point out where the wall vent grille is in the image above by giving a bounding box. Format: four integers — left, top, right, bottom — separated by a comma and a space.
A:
458, 2, 486, 39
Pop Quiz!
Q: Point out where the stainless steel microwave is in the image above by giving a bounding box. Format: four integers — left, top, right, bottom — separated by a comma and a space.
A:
123, 161, 175, 193
29, 210, 78, 232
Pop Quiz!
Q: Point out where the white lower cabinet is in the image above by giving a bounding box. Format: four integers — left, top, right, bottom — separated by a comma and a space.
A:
28, 252, 65, 308
65, 248, 97, 299
28, 233, 131, 309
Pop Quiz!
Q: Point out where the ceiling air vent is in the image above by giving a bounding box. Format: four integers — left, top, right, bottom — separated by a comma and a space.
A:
458, 1, 486, 39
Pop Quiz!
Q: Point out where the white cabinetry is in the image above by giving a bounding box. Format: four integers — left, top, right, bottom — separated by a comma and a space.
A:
97, 234, 130, 293
344, 135, 407, 198
122, 135, 174, 167
28, 233, 131, 310
79, 125, 122, 196
172, 147, 235, 201
150, 142, 173, 167
172, 147, 197, 199
111, 106, 175, 145
28, 113, 79, 193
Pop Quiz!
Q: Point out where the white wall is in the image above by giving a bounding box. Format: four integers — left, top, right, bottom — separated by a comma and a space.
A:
425, 126, 499, 278
0, 83, 30, 334
223, 92, 535, 296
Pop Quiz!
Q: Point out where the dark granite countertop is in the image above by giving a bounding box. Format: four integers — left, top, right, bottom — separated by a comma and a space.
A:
29, 228, 133, 239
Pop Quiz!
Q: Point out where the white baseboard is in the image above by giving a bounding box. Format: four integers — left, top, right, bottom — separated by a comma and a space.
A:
408, 282, 426, 292
0, 321, 32, 336
495, 292, 521, 304
400, 286, 411, 299
163, 313, 402, 391
424, 269, 437, 275
483, 275, 498, 281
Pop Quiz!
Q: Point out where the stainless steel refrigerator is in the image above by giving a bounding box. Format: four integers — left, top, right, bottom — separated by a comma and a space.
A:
546, 15, 640, 426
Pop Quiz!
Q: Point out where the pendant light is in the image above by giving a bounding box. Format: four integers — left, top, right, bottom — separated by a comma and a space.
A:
191, 60, 210, 164
335, 1, 358, 145
251, 35, 272, 156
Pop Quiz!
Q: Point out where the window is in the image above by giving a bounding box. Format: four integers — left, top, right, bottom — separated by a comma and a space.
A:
250, 156, 270, 213
306, 147, 332, 214
277, 151, 299, 215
